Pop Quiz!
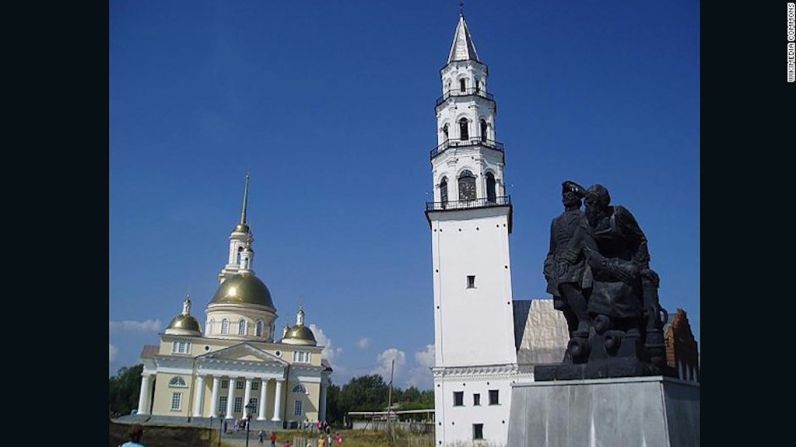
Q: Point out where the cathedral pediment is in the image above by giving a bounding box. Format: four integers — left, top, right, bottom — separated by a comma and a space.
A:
198, 343, 288, 366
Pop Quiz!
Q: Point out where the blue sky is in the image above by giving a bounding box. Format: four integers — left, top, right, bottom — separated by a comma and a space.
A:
110, 0, 699, 389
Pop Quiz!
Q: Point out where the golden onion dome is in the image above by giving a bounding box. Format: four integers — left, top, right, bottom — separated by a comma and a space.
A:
165, 314, 201, 335
210, 273, 276, 309
281, 325, 317, 346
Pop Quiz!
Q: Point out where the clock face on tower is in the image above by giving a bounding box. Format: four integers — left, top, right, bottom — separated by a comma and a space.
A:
458, 172, 476, 201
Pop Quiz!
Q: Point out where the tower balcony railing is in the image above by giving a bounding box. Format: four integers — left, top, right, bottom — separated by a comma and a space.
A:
435, 88, 495, 107
430, 138, 504, 159
425, 195, 511, 212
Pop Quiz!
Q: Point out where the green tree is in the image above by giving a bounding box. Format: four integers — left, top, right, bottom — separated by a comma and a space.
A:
109, 364, 143, 415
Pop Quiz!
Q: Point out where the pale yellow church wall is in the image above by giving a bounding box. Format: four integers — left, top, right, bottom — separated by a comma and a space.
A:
285, 379, 321, 422
151, 372, 193, 416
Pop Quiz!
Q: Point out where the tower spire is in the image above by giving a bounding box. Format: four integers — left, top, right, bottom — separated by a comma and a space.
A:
240, 174, 250, 225
459, 0, 464, 17
447, 14, 480, 63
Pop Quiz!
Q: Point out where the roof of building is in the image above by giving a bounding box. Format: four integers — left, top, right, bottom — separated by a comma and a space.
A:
513, 299, 570, 365
281, 324, 317, 346
447, 15, 480, 63
140, 345, 159, 359
165, 313, 201, 333
210, 272, 276, 309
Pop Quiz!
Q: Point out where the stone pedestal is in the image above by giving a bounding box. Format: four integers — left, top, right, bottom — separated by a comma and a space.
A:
507, 376, 699, 447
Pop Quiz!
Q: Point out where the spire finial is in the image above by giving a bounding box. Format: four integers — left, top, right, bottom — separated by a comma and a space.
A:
240, 173, 250, 224
182, 294, 192, 316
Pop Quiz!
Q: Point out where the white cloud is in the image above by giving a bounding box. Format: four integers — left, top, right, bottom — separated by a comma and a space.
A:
310, 324, 343, 365
407, 345, 435, 389
372, 348, 407, 384
109, 319, 161, 333
356, 337, 370, 349
109, 343, 119, 363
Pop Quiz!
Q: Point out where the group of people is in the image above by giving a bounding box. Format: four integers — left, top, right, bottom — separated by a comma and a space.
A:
544, 181, 666, 365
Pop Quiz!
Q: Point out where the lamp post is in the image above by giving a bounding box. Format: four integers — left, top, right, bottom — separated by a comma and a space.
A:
245, 399, 257, 447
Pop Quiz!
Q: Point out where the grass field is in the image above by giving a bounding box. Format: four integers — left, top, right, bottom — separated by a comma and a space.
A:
221, 429, 435, 447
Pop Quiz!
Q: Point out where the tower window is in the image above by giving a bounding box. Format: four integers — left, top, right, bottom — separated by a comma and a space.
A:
480, 119, 488, 141
473, 393, 481, 406
256, 320, 264, 337
460, 78, 466, 92
459, 118, 469, 141
221, 319, 229, 335
489, 389, 499, 405
467, 275, 476, 289
442, 123, 449, 140
458, 170, 476, 201
453, 391, 464, 406
439, 177, 448, 206
238, 319, 246, 336
486, 173, 497, 203
473, 424, 484, 440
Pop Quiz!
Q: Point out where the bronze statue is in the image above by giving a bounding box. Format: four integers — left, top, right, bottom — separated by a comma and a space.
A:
538, 182, 670, 380
543, 181, 592, 362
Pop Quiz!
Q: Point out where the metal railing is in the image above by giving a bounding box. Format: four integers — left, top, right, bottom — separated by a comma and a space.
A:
425, 195, 511, 211
430, 138, 505, 159
435, 88, 495, 107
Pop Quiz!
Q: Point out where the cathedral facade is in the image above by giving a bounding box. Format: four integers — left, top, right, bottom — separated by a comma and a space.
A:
135, 177, 332, 427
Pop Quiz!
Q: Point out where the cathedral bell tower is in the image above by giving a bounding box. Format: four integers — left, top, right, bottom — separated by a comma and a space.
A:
220, 175, 255, 282
426, 13, 517, 446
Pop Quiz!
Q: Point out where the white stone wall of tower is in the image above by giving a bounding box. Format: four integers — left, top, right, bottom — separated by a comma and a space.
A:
430, 208, 517, 367
434, 373, 514, 445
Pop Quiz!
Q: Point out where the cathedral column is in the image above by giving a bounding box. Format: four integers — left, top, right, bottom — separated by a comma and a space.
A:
257, 379, 269, 421
208, 376, 221, 417
225, 378, 235, 419
137, 374, 153, 415
243, 378, 253, 418
319, 382, 328, 422
193, 375, 206, 417
271, 379, 284, 422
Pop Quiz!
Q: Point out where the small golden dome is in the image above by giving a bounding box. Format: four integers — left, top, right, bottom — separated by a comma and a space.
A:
233, 223, 250, 234
166, 314, 201, 334
210, 273, 276, 309
281, 325, 317, 346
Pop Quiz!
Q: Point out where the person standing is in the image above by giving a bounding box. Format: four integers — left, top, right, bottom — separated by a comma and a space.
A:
120, 424, 145, 447
258, 430, 265, 445
270, 431, 277, 447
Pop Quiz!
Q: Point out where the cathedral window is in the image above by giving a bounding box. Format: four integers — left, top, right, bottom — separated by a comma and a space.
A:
172, 340, 191, 354
252, 381, 259, 391
292, 384, 307, 393
460, 78, 466, 92
453, 391, 464, 406
168, 376, 187, 387
221, 319, 229, 335
442, 123, 449, 140
294, 400, 303, 416
293, 351, 311, 363
473, 393, 481, 406
219, 396, 227, 411
256, 320, 264, 337
234, 397, 243, 413
221, 380, 228, 389
459, 118, 469, 141
480, 119, 488, 141
489, 389, 499, 405
238, 319, 246, 336
467, 275, 476, 289
236, 380, 245, 390
439, 177, 448, 206
486, 173, 497, 203
171, 392, 182, 411
458, 170, 476, 201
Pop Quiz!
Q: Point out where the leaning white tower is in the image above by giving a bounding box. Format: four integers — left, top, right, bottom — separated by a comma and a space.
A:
426, 13, 518, 447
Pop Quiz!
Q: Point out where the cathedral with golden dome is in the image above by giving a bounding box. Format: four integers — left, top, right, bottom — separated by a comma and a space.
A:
135, 176, 332, 428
